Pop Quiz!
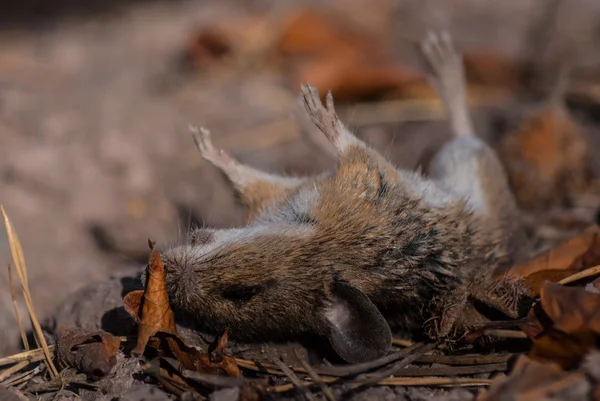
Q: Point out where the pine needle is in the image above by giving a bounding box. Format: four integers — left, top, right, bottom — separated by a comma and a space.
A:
559, 264, 600, 285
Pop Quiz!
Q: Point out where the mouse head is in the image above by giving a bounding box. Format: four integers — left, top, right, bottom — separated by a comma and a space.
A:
154, 223, 392, 363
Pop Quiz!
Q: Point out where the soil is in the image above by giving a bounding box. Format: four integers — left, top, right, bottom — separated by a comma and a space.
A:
3, 0, 600, 399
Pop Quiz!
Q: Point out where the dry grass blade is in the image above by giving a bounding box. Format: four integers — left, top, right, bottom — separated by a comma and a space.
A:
273, 357, 316, 401
8, 263, 29, 351
558, 264, 600, 285
0, 346, 54, 367
0, 360, 29, 382
1, 205, 58, 377
292, 348, 336, 401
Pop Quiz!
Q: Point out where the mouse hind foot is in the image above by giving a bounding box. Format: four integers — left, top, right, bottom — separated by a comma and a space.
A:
420, 31, 475, 138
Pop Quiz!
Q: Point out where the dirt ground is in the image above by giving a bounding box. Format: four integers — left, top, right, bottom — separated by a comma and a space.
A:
3, 0, 600, 398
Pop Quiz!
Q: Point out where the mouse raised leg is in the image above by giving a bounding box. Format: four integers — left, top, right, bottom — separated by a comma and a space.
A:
419, 32, 528, 338
420, 32, 520, 233
190, 125, 307, 222
300, 84, 369, 155
420, 31, 474, 138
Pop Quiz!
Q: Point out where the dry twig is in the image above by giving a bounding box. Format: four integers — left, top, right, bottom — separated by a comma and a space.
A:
558, 264, 600, 285
0, 361, 29, 382
273, 357, 316, 401
354, 342, 438, 387
292, 348, 336, 401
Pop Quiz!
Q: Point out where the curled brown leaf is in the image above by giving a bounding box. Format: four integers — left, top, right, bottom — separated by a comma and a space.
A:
55, 325, 121, 381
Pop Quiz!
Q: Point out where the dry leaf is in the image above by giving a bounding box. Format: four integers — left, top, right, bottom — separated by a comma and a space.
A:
501, 225, 600, 285
539, 282, 600, 334
529, 329, 597, 369
181, 5, 538, 104
521, 282, 600, 369
523, 268, 582, 295
124, 241, 177, 356
55, 325, 121, 381
157, 330, 240, 377
124, 241, 240, 377
477, 355, 588, 401
498, 101, 593, 210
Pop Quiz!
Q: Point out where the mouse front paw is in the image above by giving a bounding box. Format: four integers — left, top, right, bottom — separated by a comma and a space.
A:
427, 275, 531, 340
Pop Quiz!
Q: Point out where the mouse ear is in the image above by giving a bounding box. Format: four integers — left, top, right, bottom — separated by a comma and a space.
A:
323, 281, 392, 363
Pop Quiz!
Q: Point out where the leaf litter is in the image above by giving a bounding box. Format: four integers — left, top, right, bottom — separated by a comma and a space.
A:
4, 218, 600, 400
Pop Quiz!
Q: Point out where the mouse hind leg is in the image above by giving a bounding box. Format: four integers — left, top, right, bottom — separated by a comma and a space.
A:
300, 84, 401, 183
190, 126, 308, 223
420, 32, 517, 221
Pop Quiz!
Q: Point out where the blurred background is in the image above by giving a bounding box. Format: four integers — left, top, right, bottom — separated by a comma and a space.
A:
2, 0, 600, 356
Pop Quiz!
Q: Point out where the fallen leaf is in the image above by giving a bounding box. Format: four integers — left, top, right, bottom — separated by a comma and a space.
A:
158, 331, 240, 377
124, 240, 240, 378
55, 325, 121, 381
501, 225, 600, 285
498, 99, 593, 211
519, 282, 600, 369
124, 240, 177, 356
142, 357, 192, 397
539, 282, 600, 334
529, 329, 597, 369
523, 268, 582, 295
477, 355, 589, 401
463, 52, 532, 93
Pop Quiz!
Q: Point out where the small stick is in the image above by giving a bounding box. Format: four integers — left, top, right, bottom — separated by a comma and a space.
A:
0, 360, 29, 382
377, 376, 492, 387
292, 348, 336, 401
1, 365, 42, 387
485, 330, 528, 339
273, 357, 316, 401
353, 342, 438, 388
558, 264, 600, 285
270, 377, 492, 392
237, 342, 426, 378
316, 341, 426, 377
417, 354, 511, 366
0, 346, 52, 367
391, 362, 507, 377
7, 263, 29, 351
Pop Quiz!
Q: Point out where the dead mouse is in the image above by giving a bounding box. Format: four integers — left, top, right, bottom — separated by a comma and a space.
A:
156, 32, 528, 364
